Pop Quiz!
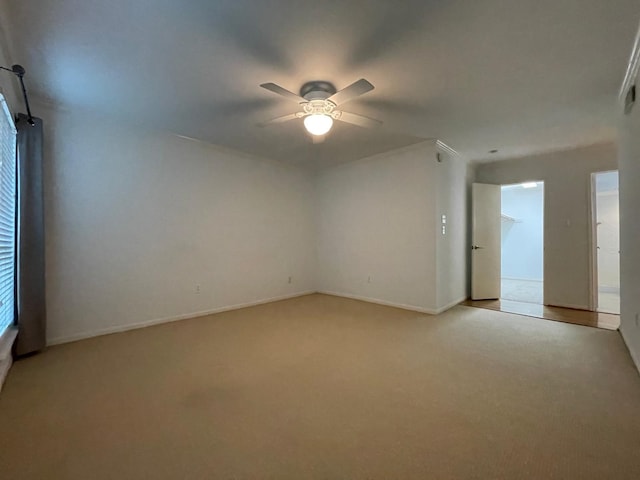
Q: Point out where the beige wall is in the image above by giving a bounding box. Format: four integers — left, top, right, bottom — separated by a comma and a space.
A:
618, 88, 640, 370
435, 149, 469, 310
316, 141, 469, 313
41, 104, 317, 344
475, 143, 617, 310
0, 0, 20, 113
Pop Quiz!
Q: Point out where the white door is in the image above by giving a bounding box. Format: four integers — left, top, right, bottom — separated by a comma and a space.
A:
472, 183, 501, 300
593, 171, 620, 314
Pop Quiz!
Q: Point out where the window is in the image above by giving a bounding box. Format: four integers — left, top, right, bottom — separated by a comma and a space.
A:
0, 94, 16, 336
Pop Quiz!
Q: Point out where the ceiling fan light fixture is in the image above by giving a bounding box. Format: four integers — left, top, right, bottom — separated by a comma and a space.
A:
304, 114, 333, 136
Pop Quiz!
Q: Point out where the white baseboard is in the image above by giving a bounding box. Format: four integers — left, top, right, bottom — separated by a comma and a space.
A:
48, 290, 467, 346
318, 290, 437, 314
0, 327, 17, 361
619, 324, 640, 376
47, 290, 316, 346
434, 296, 468, 314
0, 327, 17, 392
0, 357, 12, 393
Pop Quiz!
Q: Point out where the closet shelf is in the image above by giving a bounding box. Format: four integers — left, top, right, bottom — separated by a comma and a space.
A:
501, 213, 521, 223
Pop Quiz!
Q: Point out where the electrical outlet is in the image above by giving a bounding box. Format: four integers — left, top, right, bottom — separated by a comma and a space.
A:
635, 313, 639, 327
288, 276, 292, 284
195, 284, 201, 294
367, 276, 372, 283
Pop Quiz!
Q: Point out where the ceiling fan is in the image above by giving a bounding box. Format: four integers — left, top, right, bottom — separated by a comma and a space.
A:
259, 79, 382, 142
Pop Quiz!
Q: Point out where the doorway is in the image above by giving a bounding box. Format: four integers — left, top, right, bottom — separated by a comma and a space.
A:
500, 182, 544, 304
592, 171, 620, 314
469, 180, 618, 330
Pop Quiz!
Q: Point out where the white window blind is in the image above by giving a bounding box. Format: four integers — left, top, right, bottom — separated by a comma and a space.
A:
0, 94, 16, 336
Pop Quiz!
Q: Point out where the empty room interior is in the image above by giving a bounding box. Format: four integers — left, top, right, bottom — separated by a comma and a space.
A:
1, 1, 640, 479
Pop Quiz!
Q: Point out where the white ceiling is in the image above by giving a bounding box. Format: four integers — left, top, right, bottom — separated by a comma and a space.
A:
3, 0, 639, 167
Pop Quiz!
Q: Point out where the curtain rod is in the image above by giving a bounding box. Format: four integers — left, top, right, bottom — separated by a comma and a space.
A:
0, 64, 35, 126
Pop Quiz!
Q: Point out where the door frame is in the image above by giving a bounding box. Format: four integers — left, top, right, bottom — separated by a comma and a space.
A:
590, 170, 619, 313
499, 180, 545, 305
589, 172, 599, 312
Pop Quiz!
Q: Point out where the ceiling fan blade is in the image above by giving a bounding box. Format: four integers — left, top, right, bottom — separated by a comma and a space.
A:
260, 83, 307, 103
259, 112, 299, 127
335, 111, 382, 129
312, 134, 326, 144
327, 79, 374, 106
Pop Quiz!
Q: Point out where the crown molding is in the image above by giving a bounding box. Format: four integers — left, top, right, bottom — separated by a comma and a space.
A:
436, 140, 461, 158
619, 18, 640, 102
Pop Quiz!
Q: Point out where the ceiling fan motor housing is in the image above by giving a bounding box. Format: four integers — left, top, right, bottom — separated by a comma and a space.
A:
299, 81, 339, 118
300, 81, 337, 101
259, 78, 379, 129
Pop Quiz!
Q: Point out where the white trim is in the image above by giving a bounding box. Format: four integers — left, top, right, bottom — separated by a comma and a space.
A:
0, 326, 17, 393
434, 296, 468, 314
318, 291, 466, 314
436, 140, 461, 159
471, 140, 615, 166
0, 326, 17, 361
0, 356, 11, 392
619, 325, 640, 375
49, 291, 470, 346
316, 139, 437, 175
171, 132, 310, 173
619, 18, 640, 102
589, 172, 599, 311
589, 169, 620, 312
47, 291, 315, 345
318, 290, 438, 314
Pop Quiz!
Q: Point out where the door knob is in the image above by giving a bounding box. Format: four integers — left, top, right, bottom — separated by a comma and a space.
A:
471, 245, 484, 250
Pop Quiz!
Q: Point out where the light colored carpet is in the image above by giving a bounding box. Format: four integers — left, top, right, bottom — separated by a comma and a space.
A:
501, 278, 544, 304
1, 294, 639, 479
